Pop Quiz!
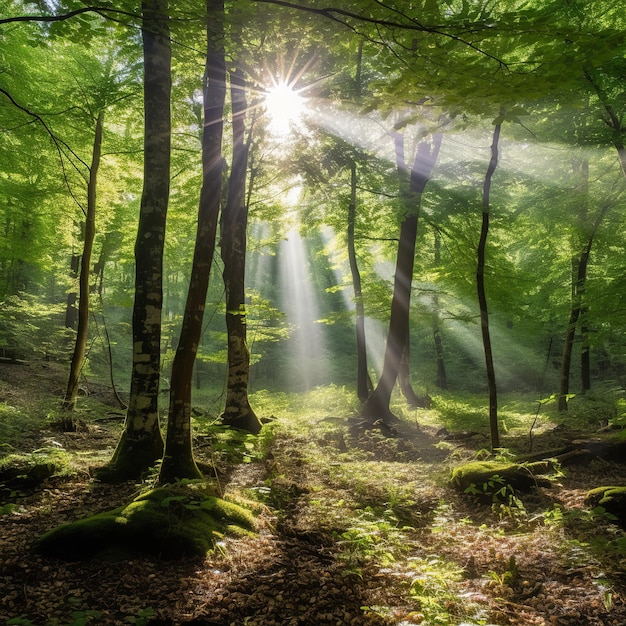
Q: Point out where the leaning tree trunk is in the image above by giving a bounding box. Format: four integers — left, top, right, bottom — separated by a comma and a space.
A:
347, 160, 371, 402
159, 0, 226, 483
477, 119, 501, 450
361, 132, 442, 425
62, 110, 103, 419
103, 0, 170, 481
219, 66, 262, 434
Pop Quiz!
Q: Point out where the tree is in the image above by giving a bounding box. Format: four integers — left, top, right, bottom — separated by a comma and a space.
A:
346, 158, 372, 401
362, 129, 442, 424
477, 116, 502, 449
61, 110, 103, 416
219, 64, 262, 434
105, 0, 170, 480
159, 0, 227, 483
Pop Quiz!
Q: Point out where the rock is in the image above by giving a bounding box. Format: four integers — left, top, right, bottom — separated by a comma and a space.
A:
584, 486, 626, 527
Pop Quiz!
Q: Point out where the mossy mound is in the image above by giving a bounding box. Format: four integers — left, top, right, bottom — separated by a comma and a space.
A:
0, 449, 72, 493
585, 486, 626, 527
35, 482, 256, 561
450, 461, 553, 494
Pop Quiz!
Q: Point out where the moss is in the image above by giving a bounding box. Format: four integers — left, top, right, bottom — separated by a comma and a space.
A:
0, 449, 72, 491
35, 482, 256, 561
585, 486, 626, 527
96, 431, 164, 483
450, 461, 551, 493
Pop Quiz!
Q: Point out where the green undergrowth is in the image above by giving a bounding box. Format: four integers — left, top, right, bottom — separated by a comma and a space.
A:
0, 401, 45, 447
35, 480, 256, 561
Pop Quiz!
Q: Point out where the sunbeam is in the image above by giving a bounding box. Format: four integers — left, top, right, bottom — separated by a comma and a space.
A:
279, 228, 329, 391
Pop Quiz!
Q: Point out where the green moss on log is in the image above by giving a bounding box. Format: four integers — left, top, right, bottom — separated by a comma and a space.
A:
450, 461, 552, 493
585, 486, 626, 527
35, 482, 255, 561
0, 449, 72, 490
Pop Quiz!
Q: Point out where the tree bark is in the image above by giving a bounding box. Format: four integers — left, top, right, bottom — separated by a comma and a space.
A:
477, 120, 501, 450
432, 228, 447, 389
361, 132, 442, 424
219, 66, 262, 434
64, 250, 80, 329
558, 204, 609, 411
62, 110, 104, 417
347, 160, 371, 402
159, 0, 226, 483
103, 0, 170, 480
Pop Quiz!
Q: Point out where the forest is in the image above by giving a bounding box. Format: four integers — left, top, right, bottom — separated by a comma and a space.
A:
1, 0, 626, 624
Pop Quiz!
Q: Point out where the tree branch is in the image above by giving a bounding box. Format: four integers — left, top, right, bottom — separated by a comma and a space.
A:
0, 87, 88, 213
254, 0, 507, 68
0, 7, 140, 25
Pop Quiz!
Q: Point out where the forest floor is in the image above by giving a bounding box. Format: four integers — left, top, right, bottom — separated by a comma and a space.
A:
1, 362, 626, 626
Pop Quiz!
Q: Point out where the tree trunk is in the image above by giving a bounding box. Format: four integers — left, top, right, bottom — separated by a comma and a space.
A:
581, 306, 591, 393
347, 160, 371, 402
477, 120, 501, 450
103, 0, 170, 481
432, 228, 447, 389
558, 204, 609, 411
159, 0, 226, 483
64, 250, 80, 329
361, 132, 442, 424
220, 67, 262, 434
62, 110, 104, 419
397, 328, 421, 406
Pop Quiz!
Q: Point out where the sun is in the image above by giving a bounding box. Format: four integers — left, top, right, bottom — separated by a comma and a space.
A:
264, 80, 306, 136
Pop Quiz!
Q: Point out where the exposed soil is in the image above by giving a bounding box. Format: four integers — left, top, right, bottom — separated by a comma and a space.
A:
1, 362, 626, 626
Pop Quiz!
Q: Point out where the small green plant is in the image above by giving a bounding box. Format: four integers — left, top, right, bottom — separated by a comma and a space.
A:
486, 555, 519, 589
407, 555, 480, 625
127, 607, 155, 625
464, 474, 526, 519
335, 507, 406, 575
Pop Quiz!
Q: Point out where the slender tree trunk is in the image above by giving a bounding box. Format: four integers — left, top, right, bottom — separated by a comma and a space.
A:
398, 328, 429, 407
62, 110, 104, 418
581, 307, 591, 392
65, 249, 80, 329
103, 0, 170, 481
558, 204, 609, 411
159, 0, 226, 483
220, 67, 261, 434
362, 132, 442, 424
477, 120, 501, 450
347, 160, 370, 401
432, 228, 447, 389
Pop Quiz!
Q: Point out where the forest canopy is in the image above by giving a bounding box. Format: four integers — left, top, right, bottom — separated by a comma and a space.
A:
1, 0, 626, 451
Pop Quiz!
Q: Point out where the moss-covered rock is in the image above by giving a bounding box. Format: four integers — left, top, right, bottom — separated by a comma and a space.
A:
450, 461, 553, 494
35, 482, 256, 561
585, 486, 626, 527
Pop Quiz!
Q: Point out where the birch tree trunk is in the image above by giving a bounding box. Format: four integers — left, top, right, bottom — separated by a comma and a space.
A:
103, 0, 170, 480
220, 66, 262, 434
